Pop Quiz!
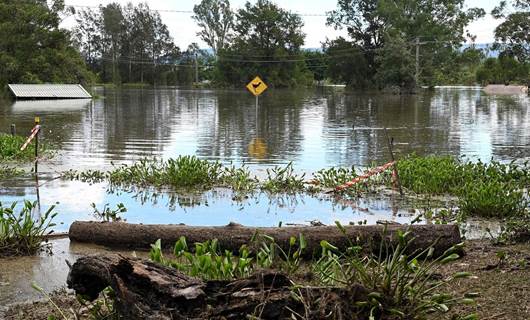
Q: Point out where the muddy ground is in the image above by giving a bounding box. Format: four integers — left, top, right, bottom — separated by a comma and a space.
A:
2, 239, 529, 320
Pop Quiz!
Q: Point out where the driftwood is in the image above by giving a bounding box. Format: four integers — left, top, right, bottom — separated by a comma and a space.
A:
67, 254, 366, 319
69, 222, 462, 258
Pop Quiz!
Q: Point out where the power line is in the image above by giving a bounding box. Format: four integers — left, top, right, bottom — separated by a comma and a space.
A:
65, 4, 327, 17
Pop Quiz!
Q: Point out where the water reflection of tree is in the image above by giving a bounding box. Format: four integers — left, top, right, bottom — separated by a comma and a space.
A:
322, 92, 448, 167
195, 89, 309, 162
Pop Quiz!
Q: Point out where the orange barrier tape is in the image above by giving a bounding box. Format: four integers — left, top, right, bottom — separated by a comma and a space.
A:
20, 125, 41, 151
334, 161, 396, 192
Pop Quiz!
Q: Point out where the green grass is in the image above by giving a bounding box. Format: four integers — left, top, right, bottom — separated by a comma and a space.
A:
0, 201, 57, 257
397, 155, 529, 219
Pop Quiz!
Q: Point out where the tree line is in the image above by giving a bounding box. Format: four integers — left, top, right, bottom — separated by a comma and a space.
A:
0, 0, 528, 91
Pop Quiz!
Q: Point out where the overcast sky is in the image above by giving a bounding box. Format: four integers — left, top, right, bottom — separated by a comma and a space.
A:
61, 0, 502, 49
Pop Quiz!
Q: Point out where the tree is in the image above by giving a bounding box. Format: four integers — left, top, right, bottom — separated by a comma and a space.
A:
0, 0, 94, 89
73, 2, 178, 85
193, 0, 234, 55
324, 38, 370, 88
215, 0, 312, 87
326, 0, 485, 89
492, 1, 530, 62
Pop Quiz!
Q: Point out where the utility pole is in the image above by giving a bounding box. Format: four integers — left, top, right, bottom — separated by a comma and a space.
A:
194, 53, 199, 84
415, 37, 420, 88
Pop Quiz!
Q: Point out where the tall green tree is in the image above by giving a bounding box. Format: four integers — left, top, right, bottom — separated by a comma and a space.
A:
193, 0, 234, 55
326, 0, 484, 89
215, 0, 312, 87
0, 0, 93, 88
492, 0, 530, 62
74, 2, 178, 85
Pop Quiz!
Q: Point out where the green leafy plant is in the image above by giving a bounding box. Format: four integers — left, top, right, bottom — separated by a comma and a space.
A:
312, 222, 475, 319
0, 134, 49, 161
261, 162, 306, 193
459, 180, 527, 218
90, 203, 127, 222
0, 201, 57, 257
0, 165, 24, 179
313, 165, 358, 188
150, 238, 254, 280
253, 232, 307, 274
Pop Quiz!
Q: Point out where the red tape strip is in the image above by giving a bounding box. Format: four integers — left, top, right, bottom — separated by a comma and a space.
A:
20, 125, 41, 151
335, 161, 396, 191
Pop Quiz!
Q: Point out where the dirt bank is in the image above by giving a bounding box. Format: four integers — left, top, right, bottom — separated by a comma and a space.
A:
483, 84, 528, 95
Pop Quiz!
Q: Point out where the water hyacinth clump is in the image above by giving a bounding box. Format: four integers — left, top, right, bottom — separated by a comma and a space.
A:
397, 155, 529, 218
313, 165, 358, 188
261, 162, 306, 193
0, 201, 57, 257
0, 165, 24, 179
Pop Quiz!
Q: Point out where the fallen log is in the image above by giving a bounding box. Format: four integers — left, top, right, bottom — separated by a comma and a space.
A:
69, 222, 462, 258
67, 254, 366, 319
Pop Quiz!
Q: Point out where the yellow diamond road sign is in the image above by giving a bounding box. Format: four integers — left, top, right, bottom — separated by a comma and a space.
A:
246, 76, 268, 96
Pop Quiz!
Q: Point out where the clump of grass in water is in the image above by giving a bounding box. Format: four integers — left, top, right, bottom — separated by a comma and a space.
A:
313, 165, 357, 188
0, 201, 57, 257
108, 156, 223, 190
261, 162, 306, 193
0, 133, 49, 161
398, 154, 529, 219
91, 202, 127, 222
63, 169, 108, 184
165, 156, 222, 188
220, 165, 258, 193
0, 165, 24, 178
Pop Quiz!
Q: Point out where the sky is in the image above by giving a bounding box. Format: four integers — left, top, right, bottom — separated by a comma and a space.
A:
61, 0, 503, 49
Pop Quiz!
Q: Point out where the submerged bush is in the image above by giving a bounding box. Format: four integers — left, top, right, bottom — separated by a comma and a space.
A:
0, 134, 49, 161
0, 201, 57, 256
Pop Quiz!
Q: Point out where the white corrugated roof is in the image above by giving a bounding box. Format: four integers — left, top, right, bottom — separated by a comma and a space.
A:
7, 84, 92, 99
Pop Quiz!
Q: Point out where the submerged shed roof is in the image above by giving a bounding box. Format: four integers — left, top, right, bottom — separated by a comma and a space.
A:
7, 84, 92, 99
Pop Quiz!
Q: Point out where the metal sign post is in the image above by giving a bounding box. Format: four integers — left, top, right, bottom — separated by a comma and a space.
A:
246, 76, 268, 135
34, 117, 40, 174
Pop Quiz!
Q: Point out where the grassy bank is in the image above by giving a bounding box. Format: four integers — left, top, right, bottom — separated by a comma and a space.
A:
7, 239, 528, 320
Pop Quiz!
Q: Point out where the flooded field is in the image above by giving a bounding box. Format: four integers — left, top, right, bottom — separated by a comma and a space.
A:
0, 87, 529, 306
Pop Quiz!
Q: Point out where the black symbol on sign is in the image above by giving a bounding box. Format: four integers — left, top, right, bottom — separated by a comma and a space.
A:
252, 81, 262, 92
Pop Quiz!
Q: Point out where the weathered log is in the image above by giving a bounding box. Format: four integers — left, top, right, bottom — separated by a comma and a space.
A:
69, 221, 462, 258
67, 254, 366, 319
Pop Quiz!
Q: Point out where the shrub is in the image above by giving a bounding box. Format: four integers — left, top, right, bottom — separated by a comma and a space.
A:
0, 201, 57, 256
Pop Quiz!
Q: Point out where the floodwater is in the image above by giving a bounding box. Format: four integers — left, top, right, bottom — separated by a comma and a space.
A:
1, 87, 529, 230
0, 87, 528, 306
